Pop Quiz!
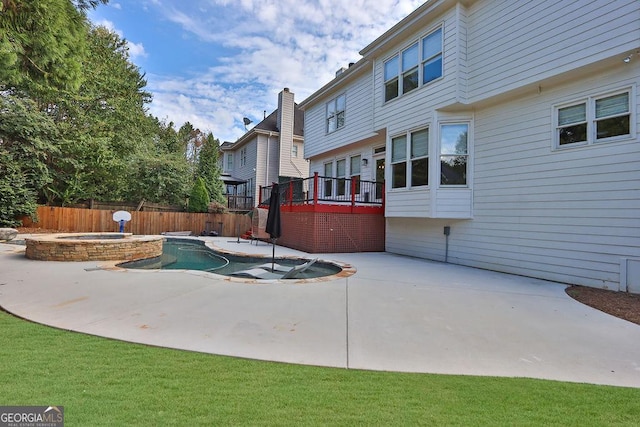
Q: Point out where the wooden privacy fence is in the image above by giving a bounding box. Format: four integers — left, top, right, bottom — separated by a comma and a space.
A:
25, 206, 252, 237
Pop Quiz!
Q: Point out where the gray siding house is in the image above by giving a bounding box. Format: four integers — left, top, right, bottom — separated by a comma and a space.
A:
220, 88, 307, 209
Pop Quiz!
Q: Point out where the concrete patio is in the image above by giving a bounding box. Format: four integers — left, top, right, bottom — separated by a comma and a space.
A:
1, 236, 639, 388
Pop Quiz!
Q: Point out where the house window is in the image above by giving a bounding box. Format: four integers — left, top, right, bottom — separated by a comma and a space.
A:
384, 56, 399, 102
557, 103, 587, 145
383, 26, 443, 102
240, 147, 247, 167
555, 89, 631, 148
350, 155, 361, 194
292, 144, 298, 158
440, 124, 468, 186
246, 177, 254, 197
337, 158, 346, 196
326, 94, 346, 133
422, 28, 442, 84
226, 153, 233, 170
391, 135, 407, 188
323, 162, 332, 197
596, 92, 630, 140
411, 129, 429, 186
402, 43, 419, 94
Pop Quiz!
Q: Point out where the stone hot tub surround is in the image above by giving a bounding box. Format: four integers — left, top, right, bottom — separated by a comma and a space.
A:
25, 233, 163, 262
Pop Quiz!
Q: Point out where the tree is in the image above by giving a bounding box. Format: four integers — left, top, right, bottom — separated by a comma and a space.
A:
0, 150, 37, 227
197, 133, 226, 205
0, 0, 89, 100
188, 177, 210, 213
0, 94, 57, 224
70, 0, 108, 11
44, 25, 153, 203
0, 0, 206, 210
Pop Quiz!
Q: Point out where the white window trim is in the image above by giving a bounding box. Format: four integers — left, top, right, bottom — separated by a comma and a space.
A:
226, 153, 233, 171
410, 128, 429, 188
326, 93, 346, 134
553, 87, 634, 150
240, 147, 247, 167
383, 24, 443, 103
389, 126, 430, 191
438, 121, 471, 188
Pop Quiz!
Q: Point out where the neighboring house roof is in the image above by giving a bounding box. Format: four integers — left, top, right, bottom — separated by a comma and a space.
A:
220, 173, 246, 185
220, 103, 304, 151
254, 103, 304, 136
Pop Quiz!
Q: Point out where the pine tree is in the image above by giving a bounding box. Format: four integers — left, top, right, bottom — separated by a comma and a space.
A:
188, 177, 210, 213
198, 133, 226, 205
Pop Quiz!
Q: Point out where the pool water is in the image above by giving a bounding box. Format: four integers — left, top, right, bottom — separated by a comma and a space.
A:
120, 239, 342, 279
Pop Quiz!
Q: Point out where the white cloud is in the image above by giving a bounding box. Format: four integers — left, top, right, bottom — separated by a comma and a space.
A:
92, 19, 147, 61
127, 0, 425, 142
112, 2, 122, 9
93, 18, 119, 35
127, 41, 147, 59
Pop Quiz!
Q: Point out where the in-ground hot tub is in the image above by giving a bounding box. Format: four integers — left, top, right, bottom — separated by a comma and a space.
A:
25, 233, 163, 262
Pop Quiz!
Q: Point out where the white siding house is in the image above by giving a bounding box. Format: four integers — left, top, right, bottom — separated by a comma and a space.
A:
300, 0, 640, 292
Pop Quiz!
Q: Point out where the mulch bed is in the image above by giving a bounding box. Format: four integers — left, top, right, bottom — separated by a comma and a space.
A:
566, 285, 640, 325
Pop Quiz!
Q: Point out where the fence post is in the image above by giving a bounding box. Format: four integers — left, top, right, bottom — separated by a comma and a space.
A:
288, 181, 293, 208
351, 178, 357, 208
313, 172, 319, 205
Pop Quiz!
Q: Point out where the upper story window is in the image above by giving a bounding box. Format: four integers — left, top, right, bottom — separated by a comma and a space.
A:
422, 28, 442, 85
440, 123, 468, 186
240, 147, 247, 167
326, 94, 346, 133
402, 43, 419, 94
384, 56, 399, 102
226, 153, 233, 170
292, 144, 298, 158
555, 89, 631, 148
384, 27, 443, 102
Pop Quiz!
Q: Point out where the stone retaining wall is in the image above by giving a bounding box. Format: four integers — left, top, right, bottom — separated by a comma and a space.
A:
25, 233, 163, 262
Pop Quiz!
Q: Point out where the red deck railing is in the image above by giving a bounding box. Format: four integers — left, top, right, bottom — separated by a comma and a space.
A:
258, 173, 384, 214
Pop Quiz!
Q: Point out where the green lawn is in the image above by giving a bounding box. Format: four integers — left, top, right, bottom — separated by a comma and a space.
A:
1, 310, 638, 426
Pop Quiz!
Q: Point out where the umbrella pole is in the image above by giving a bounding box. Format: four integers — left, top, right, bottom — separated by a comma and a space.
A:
271, 238, 276, 271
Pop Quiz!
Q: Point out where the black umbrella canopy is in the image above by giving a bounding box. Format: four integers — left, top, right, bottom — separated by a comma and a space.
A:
265, 183, 282, 239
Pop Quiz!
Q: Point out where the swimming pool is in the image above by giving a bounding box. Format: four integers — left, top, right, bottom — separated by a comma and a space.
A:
120, 239, 344, 280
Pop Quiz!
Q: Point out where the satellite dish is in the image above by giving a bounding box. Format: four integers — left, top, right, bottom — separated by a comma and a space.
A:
112, 211, 131, 222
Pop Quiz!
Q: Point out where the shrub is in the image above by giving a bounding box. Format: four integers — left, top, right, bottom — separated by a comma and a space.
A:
187, 177, 210, 213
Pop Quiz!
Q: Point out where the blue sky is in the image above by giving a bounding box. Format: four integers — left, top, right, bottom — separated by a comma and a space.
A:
88, 0, 424, 143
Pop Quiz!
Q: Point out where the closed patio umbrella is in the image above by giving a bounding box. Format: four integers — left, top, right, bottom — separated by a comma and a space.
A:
265, 183, 282, 271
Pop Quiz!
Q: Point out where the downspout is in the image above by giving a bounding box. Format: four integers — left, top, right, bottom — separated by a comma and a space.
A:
444, 226, 451, 263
